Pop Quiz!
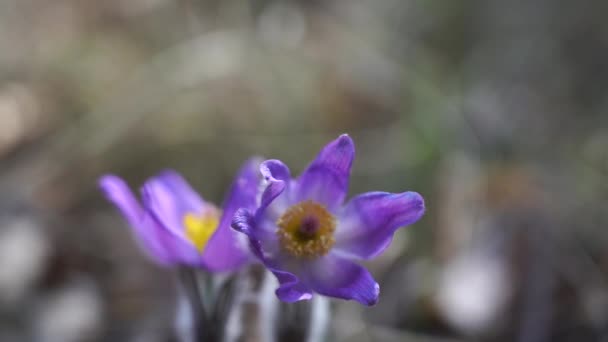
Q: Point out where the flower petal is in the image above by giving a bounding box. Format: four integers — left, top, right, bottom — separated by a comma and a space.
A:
232, 208, 265, 259
99, 175, 143, 227
296, 134, 354, 210
140, 170, 205, 239
256, 159, 292, 221
261, 159, 291, 182
303, 255, 379, 306
335, 191, 425, 260
232, 209, 312, 302
140, 214, 200, 266
274, 269, 313, 302
99, 175, 180, 266
203, 158, 262, 271
232, 208, 278, 258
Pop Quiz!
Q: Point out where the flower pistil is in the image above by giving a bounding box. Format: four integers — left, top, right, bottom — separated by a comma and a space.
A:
184, 209, 221, 252
276, 200, 336, 258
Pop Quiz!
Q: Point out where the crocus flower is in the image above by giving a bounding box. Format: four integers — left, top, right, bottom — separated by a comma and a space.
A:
99, 158, 260, 272
232, 135, 425, 305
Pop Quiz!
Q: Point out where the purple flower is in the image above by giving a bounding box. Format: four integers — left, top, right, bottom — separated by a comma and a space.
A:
98, 158, 261, 272
232, 135, 425, 305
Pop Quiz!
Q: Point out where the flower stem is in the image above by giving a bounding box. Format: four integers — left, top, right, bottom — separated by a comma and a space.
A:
307, 296, 330, 342
177, 267, 214, 342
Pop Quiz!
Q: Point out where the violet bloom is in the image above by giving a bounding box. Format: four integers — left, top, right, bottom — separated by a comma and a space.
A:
98, 158, 260, 272
232, 135, 425, 305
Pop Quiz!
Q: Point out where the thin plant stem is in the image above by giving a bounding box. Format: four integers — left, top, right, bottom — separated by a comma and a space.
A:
177, 267, 214, 342
307, 296, 330, 342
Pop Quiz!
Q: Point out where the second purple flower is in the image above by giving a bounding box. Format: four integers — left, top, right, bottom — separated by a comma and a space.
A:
232, 134, 425, 306
99, 158, 261, 272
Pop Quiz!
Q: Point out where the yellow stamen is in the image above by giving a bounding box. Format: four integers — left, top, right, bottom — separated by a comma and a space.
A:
184, 211, 220, 252
276, 200, 336, 258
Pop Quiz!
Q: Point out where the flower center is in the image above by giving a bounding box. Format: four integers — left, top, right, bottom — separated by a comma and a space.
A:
276, 200, 336, 258
183, 209, 220, 252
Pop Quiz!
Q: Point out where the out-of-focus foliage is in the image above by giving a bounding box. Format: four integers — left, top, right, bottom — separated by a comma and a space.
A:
0, 0, 607, 341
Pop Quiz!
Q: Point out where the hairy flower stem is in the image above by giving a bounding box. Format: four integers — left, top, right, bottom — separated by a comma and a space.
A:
259, 268, 280, 342
307, 296, 330, 342
276, 291, 330, 342
177, 267, 214, 342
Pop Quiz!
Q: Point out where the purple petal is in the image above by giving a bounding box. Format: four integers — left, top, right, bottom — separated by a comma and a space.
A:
232, 208, 265, 259
261, 159, 291, 182
232, 209, 312, 301
256, 160, 292, 221
296, 134, 354, 210
274, 269, 313, 302
232, 208, 278, 258
99, 175, 143, 227
99, 175, 185, 266
203, 158, 262, 272
335, 191, 425, 260
303, 255, 379, 306
140, 170, 205, 239
140, 214, 201, 266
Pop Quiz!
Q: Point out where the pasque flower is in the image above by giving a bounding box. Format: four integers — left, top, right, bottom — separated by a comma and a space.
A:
99, 158, 260, 271
232, 135, 425, 305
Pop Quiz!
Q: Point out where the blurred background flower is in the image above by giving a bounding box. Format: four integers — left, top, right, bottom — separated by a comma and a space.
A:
0, 0, 606, 341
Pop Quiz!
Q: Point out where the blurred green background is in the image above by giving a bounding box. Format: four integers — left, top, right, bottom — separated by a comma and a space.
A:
0, 0, 607, 341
